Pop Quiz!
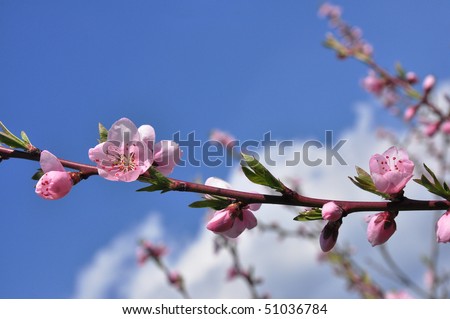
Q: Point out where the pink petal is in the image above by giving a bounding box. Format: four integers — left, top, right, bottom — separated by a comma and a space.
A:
247, 203, 261, 211
107, 118, 139, 143
242, 209, 257, 229
40, 150, 65, 173
369, 154, 385, 174
206, 209, 234, 233
138, 124, 156, 148
153, 140, 181, 176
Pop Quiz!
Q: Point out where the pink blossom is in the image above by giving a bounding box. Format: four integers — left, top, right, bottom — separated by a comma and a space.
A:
89, 118, 154, 182
366, 212, 396, 246
35, 150, 73, 200
318, 3, 342, 19
425, 121, 440, 137
384, 291, 413, 299
168, 272, 182, 287
436, 210, 450, 243
322, 201, 343, 222
210, 129, 237, 149
369, 146, 415, 196
153, 140, 182, 175
136, 240, 167, 265
423, 74, 436, 92
361, 71, 385, 95
406, 72, 418, 84
205, 177, 260, 238
440, 121, 450, 134
319, 220, 341, 252
404, 106, 417, 122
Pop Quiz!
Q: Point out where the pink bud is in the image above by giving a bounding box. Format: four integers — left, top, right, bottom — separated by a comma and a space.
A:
425, 121, 440, 137
406, 72, 418, 84
436, 211, 450, 243
369, 146, 415, 196
441, 121, 450, 134
322, 202, 343, 222
35, 150, 73, 200
361, 71, 385, 95
319, 221, 341, 252
366, 212, 396, 246
423, 75, 436, 92
136, 240, 167, 265
168, 272, 182, 288
404, 106, 417, 122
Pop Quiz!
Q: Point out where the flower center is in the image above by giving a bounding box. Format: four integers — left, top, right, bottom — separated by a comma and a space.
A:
379, 154, 403, 173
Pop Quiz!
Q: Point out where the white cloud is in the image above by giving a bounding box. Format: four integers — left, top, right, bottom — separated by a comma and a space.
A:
74, 104, 450, 299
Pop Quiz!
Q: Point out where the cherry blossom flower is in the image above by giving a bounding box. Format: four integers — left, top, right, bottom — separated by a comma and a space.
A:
440, 121, 450, 135
436, 210, 450, 243
35, 150, 73, 200
369, 146, 415, 196
89, 118, 154, 182
366, 212, 396, 246
205, 177, 260, 238
322, 201, 343, 222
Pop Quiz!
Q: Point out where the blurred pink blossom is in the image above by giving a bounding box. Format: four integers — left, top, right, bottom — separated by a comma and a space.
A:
318, 3, 342, 20
422, 74, 436, 92
361, 71, 385, 96
384, 291, 413, 299
440, 121, 450, 134
136, 240, 167, 265
210, 129, 237, 149
35, 150, 73, 200
369, 146, 415, 196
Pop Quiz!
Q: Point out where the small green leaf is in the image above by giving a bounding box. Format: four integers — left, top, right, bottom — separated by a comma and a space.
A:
189, 199, 230, 210
241, 153, 285, 192
349, 166, 391, 199
294, 207, 323, 221
136, 167, 173, 193
20, 131, 31, 145
98, 122, 108, 143
414, 163, 450, 200
0, 132, 26, 149
31, 169, 44, 181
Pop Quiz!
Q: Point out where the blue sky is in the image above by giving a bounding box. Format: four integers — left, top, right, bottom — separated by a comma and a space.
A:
1, 0, 450, 298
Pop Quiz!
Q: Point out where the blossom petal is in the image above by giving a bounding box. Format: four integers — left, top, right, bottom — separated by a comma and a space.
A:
40, 150, 65, 173
153, 140, 181, 176
138, 124, 156, 148
107, 118, 139, 143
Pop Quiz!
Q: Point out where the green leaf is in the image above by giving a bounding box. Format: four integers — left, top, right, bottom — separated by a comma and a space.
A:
20, 131, 31, 145
0, 121, 28, 150
31, 169, 44, 181
189, 199, 230, 210
294, 207, 323, 221
349, 166, 391, 199
98, 123, 108, 143
136, 167, 173, 193
241, 153, 285, 192
414, 163, 450, 200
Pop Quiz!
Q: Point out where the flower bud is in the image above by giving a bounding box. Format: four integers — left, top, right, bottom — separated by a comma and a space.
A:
406, 72, 418, 84
423, 74, 436, 92
322, 201, 343, 222
403, 106, 417, 122
319, 220, 342, 252
366, 212, 397, 246
441, 121, 450, 135
436, 210, 450, 243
